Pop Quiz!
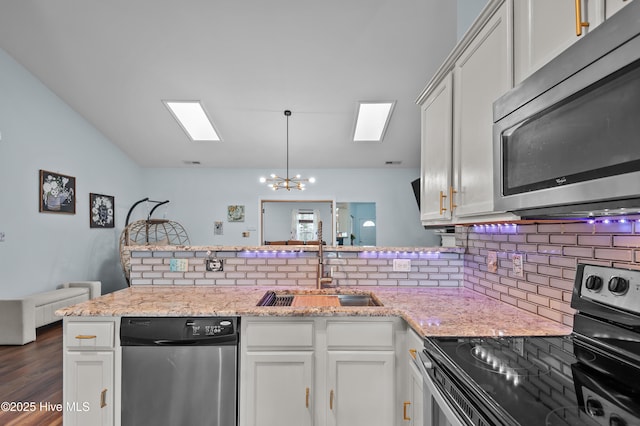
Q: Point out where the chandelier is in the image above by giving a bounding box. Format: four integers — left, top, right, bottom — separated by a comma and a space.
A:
260, 110, 315, 191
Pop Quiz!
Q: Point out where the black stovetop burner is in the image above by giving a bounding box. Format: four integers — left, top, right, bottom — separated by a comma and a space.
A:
424, 264, 640, 426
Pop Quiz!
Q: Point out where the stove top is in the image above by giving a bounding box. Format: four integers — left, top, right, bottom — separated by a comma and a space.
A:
426, 334, 640, 426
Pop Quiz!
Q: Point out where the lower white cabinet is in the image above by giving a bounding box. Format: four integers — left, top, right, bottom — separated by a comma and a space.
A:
64, 351, 113, 425
402, 329, 424, 426
63, 317, 118, 426
240, 317, 400, 426
243, 351, 314, 426
326, 351, 395, 426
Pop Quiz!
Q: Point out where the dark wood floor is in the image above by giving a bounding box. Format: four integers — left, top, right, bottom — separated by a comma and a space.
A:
0, 322, 63, 426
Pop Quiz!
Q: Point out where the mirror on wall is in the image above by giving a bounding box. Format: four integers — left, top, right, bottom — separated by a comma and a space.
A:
336, 202, 376, 246
261, 200, 335, 245
260, 200, 376, 246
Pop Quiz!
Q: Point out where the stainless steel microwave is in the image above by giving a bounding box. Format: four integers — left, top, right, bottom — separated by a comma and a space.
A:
493, 2, 640, 219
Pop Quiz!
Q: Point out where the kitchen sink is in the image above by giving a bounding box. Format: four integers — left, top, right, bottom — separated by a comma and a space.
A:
256, 291, 383, 307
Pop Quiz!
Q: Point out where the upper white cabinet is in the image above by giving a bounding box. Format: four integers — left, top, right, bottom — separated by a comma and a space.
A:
420, 73, 453, 224
418, 1, 517, 226
513, 0, 635, 84
513, 0, 603, 84
453, 3, 512, 219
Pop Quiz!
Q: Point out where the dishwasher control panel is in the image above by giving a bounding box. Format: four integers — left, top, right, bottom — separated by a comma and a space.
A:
187, 318, 235, 338
120, 317, 238, 346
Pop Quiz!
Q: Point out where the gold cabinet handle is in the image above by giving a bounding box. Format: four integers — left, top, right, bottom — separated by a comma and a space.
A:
403, 401, 412, 421
439, 190, 447, 215
305, 387, 310, 408
75, 335, 97, 340
409, 349, 417, 360
330, 389, 334, 410
449, 186, 457, 213
575, 0, 589, 36
100, 388, 107, 408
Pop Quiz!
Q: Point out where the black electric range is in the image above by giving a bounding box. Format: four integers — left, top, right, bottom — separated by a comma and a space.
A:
421, 264, 640, 426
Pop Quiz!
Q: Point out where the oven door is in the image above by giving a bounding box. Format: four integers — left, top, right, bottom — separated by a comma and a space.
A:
415, 350, 469, 426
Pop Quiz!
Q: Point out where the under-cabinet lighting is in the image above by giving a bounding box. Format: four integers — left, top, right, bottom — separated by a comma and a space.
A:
353, 101, 395, 142
163, 100, 221, 141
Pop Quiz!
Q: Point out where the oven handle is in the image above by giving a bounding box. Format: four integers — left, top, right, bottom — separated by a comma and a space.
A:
414, 350, 470, 426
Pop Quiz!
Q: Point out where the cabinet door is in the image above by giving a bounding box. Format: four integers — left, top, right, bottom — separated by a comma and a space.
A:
420, 72, 453, 224
453, 3, 511, 218
406, 360, 424, 426
514, 0, 604, 84
64, 351, 113, 426
327, 351, 395, 426
242, 351, 314, 426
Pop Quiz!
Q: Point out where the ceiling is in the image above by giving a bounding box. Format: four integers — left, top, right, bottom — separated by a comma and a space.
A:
0, 0, 457, 169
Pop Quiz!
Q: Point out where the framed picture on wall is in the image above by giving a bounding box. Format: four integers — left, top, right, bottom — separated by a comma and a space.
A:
227, 205, 245, 222
39, 169, 76, 214
89, 193, 115, 228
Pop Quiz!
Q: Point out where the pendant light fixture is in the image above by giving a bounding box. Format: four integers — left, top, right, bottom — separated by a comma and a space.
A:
260, 110, 315, 191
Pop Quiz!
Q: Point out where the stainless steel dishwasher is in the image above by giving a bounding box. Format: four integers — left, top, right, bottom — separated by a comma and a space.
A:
120, 317, 238, 426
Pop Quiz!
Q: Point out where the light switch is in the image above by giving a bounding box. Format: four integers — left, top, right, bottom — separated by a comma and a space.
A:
0, 232, 5, 242
392, 259, 411, 272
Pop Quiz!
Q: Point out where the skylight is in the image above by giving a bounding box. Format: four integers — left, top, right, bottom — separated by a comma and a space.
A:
163, 100, 221, 141
353, 101, 395, 142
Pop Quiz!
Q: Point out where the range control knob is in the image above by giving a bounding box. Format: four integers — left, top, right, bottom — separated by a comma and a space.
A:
586, 398, 604, 417
608, 276, 629, 295
585, 275, 603, 291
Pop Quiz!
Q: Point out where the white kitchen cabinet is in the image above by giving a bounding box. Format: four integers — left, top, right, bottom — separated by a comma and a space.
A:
513, 0, 605, 84
420, 73, 453, 224
240, 317, 400, 426
65, 351, 113, 426
63, 318, 118, 426
452, 2, 512, 219
243, 351, 314, 426
418, 1, 517, 226
402, 329, 424, 426
326, 351, 395, 426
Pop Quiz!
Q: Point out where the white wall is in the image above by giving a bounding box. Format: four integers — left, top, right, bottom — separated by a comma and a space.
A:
457, 0, 490, 40
0, 48, 144, 298
141, 168, 439, 247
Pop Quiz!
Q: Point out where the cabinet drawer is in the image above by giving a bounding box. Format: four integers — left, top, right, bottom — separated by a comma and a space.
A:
327, 320, 395, 349
245, 320, 314, 349
65, 321, 114, 349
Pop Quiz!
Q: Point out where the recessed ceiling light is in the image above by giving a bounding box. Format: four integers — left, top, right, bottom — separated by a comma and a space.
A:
183, 160, 201, 165
385, 161, 402, 165
353, 101, 395, 142
163, 100, 221, 141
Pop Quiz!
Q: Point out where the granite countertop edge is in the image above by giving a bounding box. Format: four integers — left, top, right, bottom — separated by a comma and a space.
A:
56, 286, 572, 338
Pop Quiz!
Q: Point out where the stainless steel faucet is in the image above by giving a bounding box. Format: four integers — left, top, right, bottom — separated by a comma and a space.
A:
316, 220, 333, 289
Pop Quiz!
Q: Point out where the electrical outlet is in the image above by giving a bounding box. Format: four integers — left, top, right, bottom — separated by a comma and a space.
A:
513, 337, 524, 357
512, 253, 524, 278
169, 259, 188, 272
392, 259, 411, 272
206, 258, 224, 272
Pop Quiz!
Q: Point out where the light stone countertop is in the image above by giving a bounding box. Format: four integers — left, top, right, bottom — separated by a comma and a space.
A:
56, 286, 571, 338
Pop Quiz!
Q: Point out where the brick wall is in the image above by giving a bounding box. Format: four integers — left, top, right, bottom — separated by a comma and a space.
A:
128, 249, 464, 287
456, 221, 640, 327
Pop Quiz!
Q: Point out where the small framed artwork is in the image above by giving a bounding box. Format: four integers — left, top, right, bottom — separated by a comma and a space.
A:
89, 193, 115, 228
39, 170, 76, 214
214, 221, 224, 235
227, 205, 245, 222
